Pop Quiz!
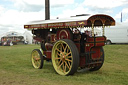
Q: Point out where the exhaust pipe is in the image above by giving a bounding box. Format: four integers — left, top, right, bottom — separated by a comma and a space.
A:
45, 0, 50, 20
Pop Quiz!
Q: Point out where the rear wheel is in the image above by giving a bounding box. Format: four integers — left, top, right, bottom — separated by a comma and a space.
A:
31, 49, 44, 69
52, 39, 79, 75
89, 47, 104, 71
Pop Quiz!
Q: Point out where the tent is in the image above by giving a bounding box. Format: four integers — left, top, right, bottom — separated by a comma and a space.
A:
0, 31, 25, 45
0, 31, 33, 45
23, 31, 33, 44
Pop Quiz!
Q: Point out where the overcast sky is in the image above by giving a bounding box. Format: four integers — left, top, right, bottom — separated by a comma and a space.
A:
0, 0, 128, 35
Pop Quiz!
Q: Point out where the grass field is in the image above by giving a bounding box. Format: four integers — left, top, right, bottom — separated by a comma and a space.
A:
0, 44, 128, 85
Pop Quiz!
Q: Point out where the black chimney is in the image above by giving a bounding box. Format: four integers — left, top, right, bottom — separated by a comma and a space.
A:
45, 0, 50, 20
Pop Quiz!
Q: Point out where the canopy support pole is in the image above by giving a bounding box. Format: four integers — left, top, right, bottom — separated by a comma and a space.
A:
92, 24, 94, 37
102, 24, 105, 36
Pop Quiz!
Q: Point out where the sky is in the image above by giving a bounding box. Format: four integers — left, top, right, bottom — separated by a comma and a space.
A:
0, 0, 128, 35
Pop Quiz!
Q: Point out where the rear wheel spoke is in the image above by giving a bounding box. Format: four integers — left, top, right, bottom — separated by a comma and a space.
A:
64, 61, 70, 69
57, 52, 61, 57
61, 43, 65, 50
56, 48, 62, 54
65, 58, 72, 62
58, 62, 63, 69
55, 57, 61, 60
66, 56, 72, 59
58, 59, 62, 65
67, 61, 71, 68
64, 45, 68, 53
65, 52, 71, 57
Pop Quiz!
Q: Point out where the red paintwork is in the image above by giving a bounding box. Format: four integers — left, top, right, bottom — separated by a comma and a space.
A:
56, 28, 72, 40
96, 37, 106, 41
79, 36, 106, 67
91, 47, 101, 60
43, 33, 106, 67
79, 57, 86, 67
45, 43, 53, 51
51, 34, 56, 42
44, 51, 51, 59
85, 43, 94, 52
95, 43, 105, 46
86, 37, 94, 42
75, 43, 80, 53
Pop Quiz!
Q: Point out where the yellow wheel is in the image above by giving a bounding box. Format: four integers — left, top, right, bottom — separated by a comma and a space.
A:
31, 49, 44, 69
52, 39, 79, 75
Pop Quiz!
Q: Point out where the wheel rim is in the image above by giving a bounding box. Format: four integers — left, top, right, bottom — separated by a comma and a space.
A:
52, 40, 73, 75
32, 50, 41, 68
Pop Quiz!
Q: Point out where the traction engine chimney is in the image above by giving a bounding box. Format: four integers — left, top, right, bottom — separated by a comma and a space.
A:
45, 0, 50, 20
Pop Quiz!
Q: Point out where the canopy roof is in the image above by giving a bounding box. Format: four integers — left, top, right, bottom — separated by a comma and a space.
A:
0, 31, 24, 37
24, 14, 115, 29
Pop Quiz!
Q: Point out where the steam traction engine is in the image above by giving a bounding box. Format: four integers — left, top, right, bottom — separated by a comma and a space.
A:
24, 14, 115, 75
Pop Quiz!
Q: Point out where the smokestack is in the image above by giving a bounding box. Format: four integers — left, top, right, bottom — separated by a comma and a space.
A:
121, 12, 122, 22
45, 0, 50, 20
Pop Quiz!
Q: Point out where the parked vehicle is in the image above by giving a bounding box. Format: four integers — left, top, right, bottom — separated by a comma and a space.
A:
0, 41, 2, 46
24, 14, 115, 75
105, 22, 128, 44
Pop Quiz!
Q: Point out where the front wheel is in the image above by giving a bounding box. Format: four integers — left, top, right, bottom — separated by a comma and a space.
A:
52, 39, 79, 76
31, 49, 44, 69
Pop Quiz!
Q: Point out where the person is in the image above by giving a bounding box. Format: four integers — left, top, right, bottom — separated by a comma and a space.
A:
10, 40, 13, 46
85, 30, 92, 37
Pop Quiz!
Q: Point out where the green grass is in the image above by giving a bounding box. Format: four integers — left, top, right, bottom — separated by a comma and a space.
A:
0, 44, 128, 85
